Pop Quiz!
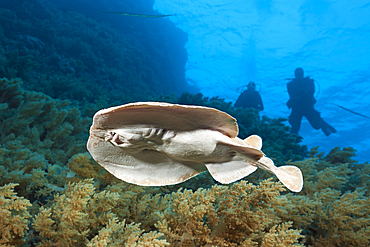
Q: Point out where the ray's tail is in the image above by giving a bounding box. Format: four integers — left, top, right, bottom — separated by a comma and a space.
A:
258, 156, 303, 192
274, 165, 303, 192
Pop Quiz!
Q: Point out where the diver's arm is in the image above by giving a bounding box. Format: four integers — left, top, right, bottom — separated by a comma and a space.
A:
258, 94, 264, 111
234, 91, 245, 108
307, 77, 315, 96
306, 77, 316, 104
286, 81, 293, 109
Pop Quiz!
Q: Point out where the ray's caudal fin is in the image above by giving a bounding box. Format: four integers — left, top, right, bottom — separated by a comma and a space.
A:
258, 157, 303, 192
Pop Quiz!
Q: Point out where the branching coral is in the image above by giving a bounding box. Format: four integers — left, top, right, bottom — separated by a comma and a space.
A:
287, 147, 354, 197
0, 78, 90, 201
155, 179, 304, 246
306, 188, 370, 246
32, 179, 116, 246
87, 217, 169, 247
0, 183, 32, 247
105, 182, 170, 231
283, 147, 370, 246
0, 75, 369, 246
67, 152, 118, 187
325, 147, 357, 165
352, 161, 370, 196
260, 222, 305, 247
32, 179, 168, 246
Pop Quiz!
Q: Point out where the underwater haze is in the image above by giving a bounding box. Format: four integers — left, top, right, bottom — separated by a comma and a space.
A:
154, 0, 370, 162
2, 0, 370, 245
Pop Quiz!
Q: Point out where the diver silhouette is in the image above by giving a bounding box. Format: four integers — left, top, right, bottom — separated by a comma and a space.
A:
287, 68, 336, 136
235, 81, 264, 111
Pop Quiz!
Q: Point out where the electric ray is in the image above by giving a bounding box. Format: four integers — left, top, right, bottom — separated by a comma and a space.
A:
87, 102, 303, 192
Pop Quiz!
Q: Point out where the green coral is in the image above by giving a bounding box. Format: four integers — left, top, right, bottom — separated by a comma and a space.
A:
0, 0, 187, 104
66, 152, 117, 187
0, 78, 90, 202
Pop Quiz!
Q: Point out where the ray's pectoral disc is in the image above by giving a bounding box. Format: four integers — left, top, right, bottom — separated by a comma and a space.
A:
87, 102, 303, 192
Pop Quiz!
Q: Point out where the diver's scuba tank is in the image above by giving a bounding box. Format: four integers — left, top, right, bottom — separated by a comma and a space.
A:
236, 81, 262, 93
285, 77, 320, 99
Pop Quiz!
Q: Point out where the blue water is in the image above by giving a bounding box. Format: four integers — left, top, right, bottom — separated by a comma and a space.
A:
4, 0, 370, 162
153, 0, 370, 162
1, 1, 369, 244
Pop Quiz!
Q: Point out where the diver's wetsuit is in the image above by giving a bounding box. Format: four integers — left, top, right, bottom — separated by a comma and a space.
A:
287, 77, 336, 136
235, 89, 264, 110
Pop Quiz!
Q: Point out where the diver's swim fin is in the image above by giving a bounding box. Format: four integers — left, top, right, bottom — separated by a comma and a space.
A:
321, 120, 337, 136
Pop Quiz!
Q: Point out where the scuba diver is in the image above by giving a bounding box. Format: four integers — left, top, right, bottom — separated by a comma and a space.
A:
234, 81, 264, 110
287, 68, 337, 136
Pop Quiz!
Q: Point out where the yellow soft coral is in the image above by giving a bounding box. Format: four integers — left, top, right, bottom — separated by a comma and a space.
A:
307, 188, 370, 246
66, 152, 118, 186
283, 148, 370, 246
0, 183, 32, 247
155, 179, 304, 246
87, 217, 169, 247
106, 182, 170, 231
32, 179, 169, 246
32, 179, 117, 246
287, 149, 353, 197
260, 222, 303, 247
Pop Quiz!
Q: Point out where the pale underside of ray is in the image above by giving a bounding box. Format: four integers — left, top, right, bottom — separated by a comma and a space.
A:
88, 128, 262, 186
87, 102, 303, 192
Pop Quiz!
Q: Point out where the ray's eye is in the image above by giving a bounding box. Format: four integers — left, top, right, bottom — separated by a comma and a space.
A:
107, 131, 125, 145
105, 131, 115, 142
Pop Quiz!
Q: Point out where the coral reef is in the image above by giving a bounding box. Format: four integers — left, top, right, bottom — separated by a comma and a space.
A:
0, 0, 188, 104
0, 78, 370, 246
156, 179, 304, 246
1, 1, 368, 246
280, 147, 370, 246
0, 77, 89, 204
32, 179, 169, 246
0, 183, 32, 246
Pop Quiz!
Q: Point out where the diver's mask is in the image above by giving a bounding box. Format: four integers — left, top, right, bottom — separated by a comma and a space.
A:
247, 81, 256, 90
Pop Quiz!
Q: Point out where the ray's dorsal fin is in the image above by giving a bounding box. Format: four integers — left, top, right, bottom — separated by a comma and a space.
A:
243, 135, 262, 150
